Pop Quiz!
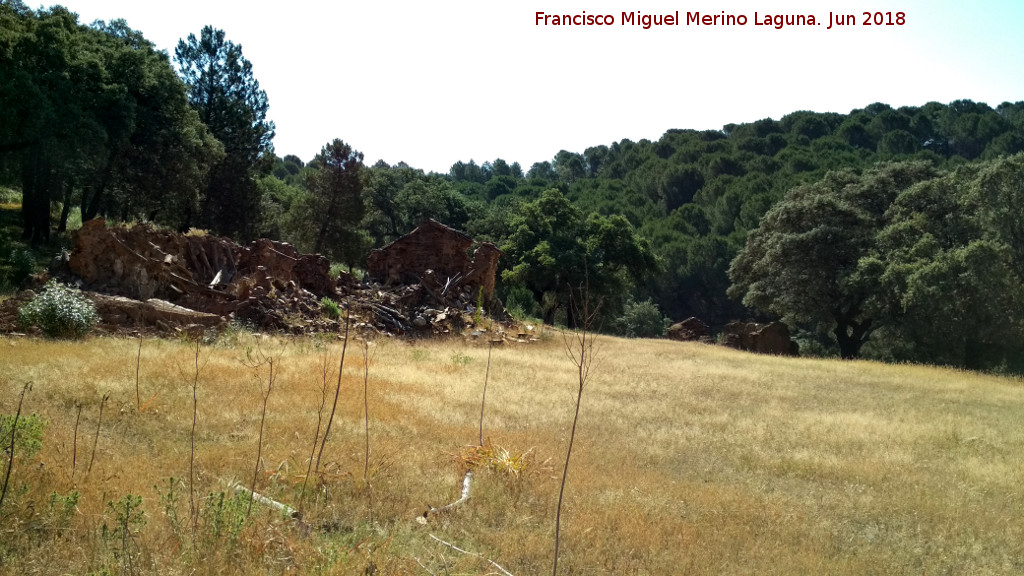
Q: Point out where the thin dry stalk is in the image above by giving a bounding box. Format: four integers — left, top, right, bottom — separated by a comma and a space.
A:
71, 402, 82, 484
300, 347, 333, 508
553, 280, 601, 576
135, 334, 142, 411
243, 340, 280, 518
86, 393, 109, 477
362, 339, 374, 522
181, 336, 205, 542
315, 301, 351, 475
478, 339, 494, 447
0, 381, 32, 510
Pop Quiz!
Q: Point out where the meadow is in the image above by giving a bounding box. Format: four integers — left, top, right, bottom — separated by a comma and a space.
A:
1, 330, 1023, 575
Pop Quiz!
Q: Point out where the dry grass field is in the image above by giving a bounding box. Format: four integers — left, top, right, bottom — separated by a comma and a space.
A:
1, 329, 1024, 575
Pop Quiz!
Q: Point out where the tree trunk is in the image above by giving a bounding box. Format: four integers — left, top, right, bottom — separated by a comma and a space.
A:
20, 147, 50, 246
833, 316, 873, 359
83, 155, 115, 222
57, 182, 73, 232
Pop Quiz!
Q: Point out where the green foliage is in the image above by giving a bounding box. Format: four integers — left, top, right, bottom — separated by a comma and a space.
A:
102, 493, 146, 575
200, 490, 249, 552
285, 139, 368, 265
503, 284, 540, 320
0, 7, 220, 242
863, 154, 1024, 371
320, 297, 341, 319
501, 188, 659, 327
728, 162, 938, 358
1, 412, 45, 460
9, 246, 35, 285
0, 187, 20, 204
450, 352, 472, 367
175, 25, 274, 240
615, 299, 669, 338
155, 477, 184, 541
18, 279, 99, 338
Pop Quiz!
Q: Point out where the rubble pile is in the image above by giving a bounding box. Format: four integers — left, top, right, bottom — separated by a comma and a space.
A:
367, 219, 502, 304
721, 321, 800, 356
0, 219, 510, 337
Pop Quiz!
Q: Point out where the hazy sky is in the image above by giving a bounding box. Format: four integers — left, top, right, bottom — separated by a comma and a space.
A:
50, 0, 1024, 173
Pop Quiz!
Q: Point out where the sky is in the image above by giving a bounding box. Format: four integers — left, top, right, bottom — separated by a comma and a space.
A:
49, 0, 1024, 173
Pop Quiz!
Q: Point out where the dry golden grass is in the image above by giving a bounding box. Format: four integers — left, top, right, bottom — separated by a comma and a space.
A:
1, 331, 1024, 574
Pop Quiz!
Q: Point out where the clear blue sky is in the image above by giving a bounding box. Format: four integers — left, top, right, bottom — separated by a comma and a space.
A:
48, 0, 1024, 173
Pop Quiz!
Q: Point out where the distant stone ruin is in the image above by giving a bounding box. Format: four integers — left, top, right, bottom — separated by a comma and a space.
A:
667, 317, 712, 343
367, 219, 502, 302
721, 321, 800, 356
1, 218, 508, 337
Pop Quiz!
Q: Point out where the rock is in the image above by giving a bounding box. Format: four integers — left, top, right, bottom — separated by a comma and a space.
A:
85, 293, 224, 330
667, 317, 711, 342
721, 321, 799, 356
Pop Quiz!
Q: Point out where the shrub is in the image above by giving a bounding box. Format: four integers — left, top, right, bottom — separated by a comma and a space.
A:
0, 413, 45, 460
503, 284, 539, 320
10, 247, 36, 285
615, 299, 669, 338
18, 280, 99, 338
320, 297, 341, 319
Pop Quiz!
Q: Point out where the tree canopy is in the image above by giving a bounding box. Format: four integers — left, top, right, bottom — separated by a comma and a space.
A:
5, 7, 1024, 373
0, 5, 219, 243
175, 25, 274, 240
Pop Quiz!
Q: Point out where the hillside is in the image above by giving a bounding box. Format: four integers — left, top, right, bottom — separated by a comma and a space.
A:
2, 332, 1023, 574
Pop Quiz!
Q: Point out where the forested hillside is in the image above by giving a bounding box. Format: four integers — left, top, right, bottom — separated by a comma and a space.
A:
3, 3, 1024, 371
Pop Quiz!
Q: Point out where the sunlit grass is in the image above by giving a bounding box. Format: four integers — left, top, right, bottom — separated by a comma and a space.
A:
1, 332, 1023, 574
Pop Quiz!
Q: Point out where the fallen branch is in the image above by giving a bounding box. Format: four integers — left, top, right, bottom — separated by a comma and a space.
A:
428, 533, 514, 576
232, 482, 299, 519
426, 470, 472, 516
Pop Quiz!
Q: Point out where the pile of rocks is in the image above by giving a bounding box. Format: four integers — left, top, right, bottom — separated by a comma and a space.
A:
1, 219, 507, 338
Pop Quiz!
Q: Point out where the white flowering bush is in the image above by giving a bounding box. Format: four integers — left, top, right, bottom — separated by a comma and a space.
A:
18, 280, 99, 338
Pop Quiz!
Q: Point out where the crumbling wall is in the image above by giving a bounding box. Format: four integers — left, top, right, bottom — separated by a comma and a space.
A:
69, 219, 338, 303
721, 321, 800, 356
667, 317, 712, 342
367, 219, 502, 300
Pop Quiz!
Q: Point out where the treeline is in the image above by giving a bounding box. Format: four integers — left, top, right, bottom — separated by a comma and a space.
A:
3, 3, 1024, 371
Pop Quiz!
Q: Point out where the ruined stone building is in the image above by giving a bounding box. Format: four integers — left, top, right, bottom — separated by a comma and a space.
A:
366, 219, 501, 301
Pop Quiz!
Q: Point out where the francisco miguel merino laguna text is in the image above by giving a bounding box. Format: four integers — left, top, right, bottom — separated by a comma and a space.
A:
535, 11, 907, 29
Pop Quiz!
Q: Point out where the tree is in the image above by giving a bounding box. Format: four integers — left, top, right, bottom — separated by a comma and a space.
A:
502, 188, 659, 327
727, 162, 938, 358
863, 155, 1024, 370
0, 6, 217, 243
285, 139, 367, 267
175, 26, 275, 239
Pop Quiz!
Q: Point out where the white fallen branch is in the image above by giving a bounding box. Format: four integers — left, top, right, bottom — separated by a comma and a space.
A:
428, 533, 514, 576
426, 470, 472, 515
232, 482, 299, 519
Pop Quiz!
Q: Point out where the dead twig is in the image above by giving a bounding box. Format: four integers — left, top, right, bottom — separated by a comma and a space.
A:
300, 346, 333, 511
86, 393, 110, 477
315, 300, 351, 474
71, 402, 82, 484
428, 533, 514, 576
425, 471, 473, 517
0, 381, 32, 510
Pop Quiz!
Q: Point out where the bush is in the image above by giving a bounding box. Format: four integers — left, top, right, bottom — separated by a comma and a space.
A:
10, 247, 36, 285
504, 284, 539, 320
615, 299, 669, 338
320, 297, 341, 319
18, 280, 99, 338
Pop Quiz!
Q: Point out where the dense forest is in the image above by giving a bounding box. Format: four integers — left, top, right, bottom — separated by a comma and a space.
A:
3, 3, 1024, 372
